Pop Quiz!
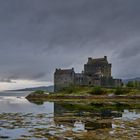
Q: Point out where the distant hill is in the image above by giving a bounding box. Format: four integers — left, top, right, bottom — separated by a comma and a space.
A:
11, 85, 54, 92
123, 77, 140, 83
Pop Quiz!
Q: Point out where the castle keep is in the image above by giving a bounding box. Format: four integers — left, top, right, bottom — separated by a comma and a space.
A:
54, 56, 122, 91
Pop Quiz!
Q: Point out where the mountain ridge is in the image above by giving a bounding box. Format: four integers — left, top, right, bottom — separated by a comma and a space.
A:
8, 85, 54, 92
123, 77, 140, 83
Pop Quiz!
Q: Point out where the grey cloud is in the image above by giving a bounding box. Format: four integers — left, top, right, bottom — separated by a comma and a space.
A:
0, 0, 140, 82
118, 44, 140, 59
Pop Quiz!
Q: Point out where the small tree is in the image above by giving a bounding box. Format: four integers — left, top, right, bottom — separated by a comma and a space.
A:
126, 81, 134, 87
126, 81, 140, 88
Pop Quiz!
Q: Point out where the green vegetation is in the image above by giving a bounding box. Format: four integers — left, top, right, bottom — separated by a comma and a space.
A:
62, 85, 77, 94
114, 87, 131, 95
57, 86, 138, 96
89, 86, 107, 95
28, 85, 140, 101
126, 81, 140, 88
58, 85, 139, 96
58, 85, 91, 95
57, 86, 108, 95
33, 90, 45, 94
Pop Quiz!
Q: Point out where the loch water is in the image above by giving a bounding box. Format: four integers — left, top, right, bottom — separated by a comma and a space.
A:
0, 91, 140, 140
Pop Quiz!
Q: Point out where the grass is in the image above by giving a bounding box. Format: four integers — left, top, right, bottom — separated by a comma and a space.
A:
56, 85, 92, 95
28, 86, 140, 101
33, 90, 45, 94
56, 86, 140, 96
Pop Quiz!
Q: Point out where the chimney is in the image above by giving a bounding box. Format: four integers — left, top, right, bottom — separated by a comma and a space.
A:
88, 57, 92, 62
104, 56, 107, 60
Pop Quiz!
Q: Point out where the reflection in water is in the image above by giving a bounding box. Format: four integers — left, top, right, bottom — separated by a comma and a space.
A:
72, 121, 86, 132
85, 121, 112, 130
0, 96, 54, 114
0, 93, 140, 139
122, 109, 140, 120
0, 91, 31, 97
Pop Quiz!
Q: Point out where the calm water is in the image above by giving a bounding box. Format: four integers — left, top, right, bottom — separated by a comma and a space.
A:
0, 91, 140, 139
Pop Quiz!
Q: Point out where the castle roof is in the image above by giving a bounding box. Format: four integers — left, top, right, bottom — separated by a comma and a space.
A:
55, 68, 75, 75
87, 56, 109, 65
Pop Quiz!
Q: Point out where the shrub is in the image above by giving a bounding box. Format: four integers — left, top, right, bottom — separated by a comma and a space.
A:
126, 81, 134, 88
89, 86, 106, 95
114, 87, 130, 95
114, 87, 123, 95
126, 81, 140, 88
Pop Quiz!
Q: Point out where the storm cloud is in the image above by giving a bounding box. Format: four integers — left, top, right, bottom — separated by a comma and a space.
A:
0, 0, 140, 85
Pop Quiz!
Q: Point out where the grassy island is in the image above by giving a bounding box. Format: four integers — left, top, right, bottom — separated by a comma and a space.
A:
26, 86, 140, 102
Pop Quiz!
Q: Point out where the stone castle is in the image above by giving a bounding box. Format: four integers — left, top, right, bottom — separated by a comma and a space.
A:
54, 56, 122, 91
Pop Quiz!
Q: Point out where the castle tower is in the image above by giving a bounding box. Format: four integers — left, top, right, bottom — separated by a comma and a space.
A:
54, 68, 75, 92
84, 56, 111, 78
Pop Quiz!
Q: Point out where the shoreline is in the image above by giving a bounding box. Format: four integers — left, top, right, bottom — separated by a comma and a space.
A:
26, 93, 140, 101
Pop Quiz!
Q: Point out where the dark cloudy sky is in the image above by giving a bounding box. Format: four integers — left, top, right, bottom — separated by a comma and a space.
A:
0, 0, 140, 90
